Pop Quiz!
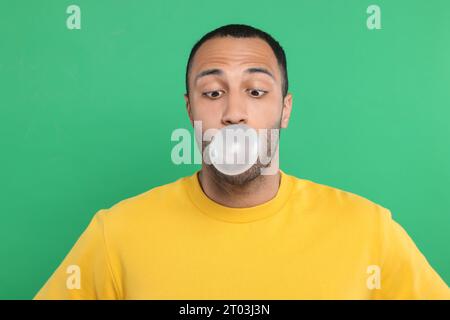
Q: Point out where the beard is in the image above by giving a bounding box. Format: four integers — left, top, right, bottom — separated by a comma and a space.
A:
207, 155, 272, 185
201, 120, 281, 186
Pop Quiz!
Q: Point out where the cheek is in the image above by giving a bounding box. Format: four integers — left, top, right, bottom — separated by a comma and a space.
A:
190, 101, 223, 127
247, 96, 283, 128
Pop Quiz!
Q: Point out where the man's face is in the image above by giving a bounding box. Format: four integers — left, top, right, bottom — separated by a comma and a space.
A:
184, 36, 293, 184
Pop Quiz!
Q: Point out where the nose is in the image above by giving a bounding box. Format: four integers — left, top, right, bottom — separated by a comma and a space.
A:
221, 92, 248, 126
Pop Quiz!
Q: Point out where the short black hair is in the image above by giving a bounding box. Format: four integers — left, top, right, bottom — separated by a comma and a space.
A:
185, 24, 288, 97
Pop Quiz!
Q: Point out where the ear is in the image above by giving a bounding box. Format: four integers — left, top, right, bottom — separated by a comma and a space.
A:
280, 93, 293, 129
184, 93, 194, 127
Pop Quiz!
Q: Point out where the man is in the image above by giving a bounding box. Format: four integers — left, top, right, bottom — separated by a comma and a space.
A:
35, 24, 449, 299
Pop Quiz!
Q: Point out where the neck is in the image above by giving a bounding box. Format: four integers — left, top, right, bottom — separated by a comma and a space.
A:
198, 166, 281, 208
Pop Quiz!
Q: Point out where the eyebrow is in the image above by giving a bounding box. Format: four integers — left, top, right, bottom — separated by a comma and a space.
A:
194, 68, 223, 83
245, 67, 275, 80
194, 67, 275, 83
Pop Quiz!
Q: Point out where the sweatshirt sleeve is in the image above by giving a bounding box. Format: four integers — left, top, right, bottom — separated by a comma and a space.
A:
374, 209, 450, 299
34, 210, 121, 300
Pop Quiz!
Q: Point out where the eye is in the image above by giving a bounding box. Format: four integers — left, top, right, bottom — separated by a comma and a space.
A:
247, 89, 268, 98
202, 90, 224, 99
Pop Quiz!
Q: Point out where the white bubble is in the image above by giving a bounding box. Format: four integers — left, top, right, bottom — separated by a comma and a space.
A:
205, 124, 259, 176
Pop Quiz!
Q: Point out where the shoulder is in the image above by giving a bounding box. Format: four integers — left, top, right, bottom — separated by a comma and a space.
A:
94, 174, 191, 229
286, 172, 393, 225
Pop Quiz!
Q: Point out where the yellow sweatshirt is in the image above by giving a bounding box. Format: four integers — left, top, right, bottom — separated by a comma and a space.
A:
34, 170, 450, 299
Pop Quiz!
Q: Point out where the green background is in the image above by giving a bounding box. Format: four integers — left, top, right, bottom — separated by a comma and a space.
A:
1, 0, 449, 299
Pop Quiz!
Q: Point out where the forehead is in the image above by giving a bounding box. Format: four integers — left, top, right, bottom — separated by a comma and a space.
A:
190, 37, 280, 79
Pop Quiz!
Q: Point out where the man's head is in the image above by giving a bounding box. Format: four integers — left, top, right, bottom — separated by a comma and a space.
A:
186, 24, 289, 98
184, 24, 293, 185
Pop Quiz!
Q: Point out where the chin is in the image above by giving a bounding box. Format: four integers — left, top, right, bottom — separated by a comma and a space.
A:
209, 162, 268, 186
